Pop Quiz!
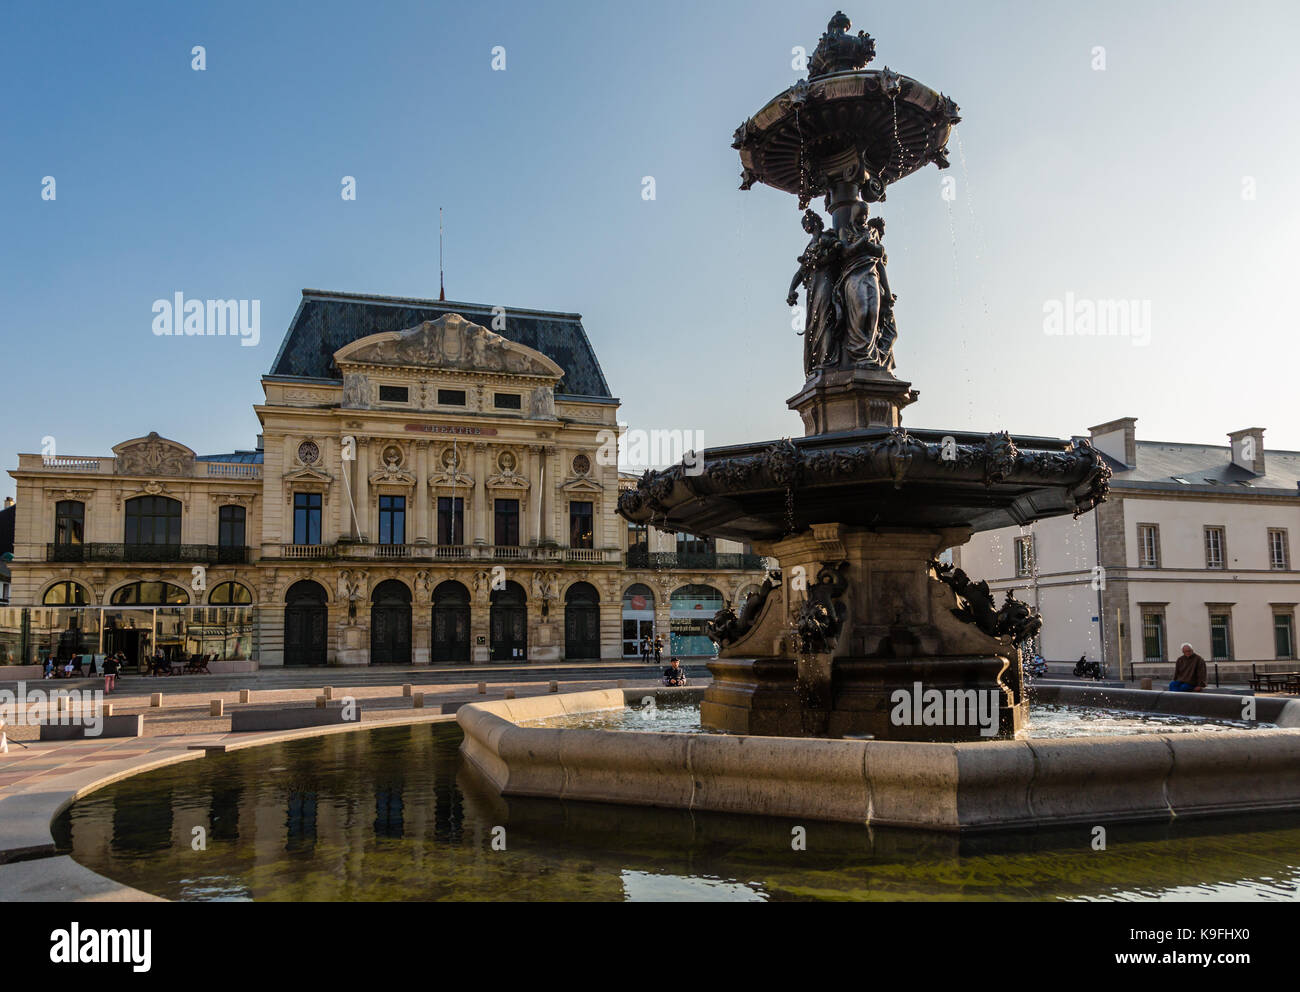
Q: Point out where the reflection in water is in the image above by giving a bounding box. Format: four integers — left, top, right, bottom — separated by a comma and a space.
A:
52, 723, 1300, 902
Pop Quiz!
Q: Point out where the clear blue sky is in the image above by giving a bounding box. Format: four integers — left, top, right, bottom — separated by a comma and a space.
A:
3, 0, 1298, 501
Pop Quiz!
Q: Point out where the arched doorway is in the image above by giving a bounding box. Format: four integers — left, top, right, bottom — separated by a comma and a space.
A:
371, 580, 412, 665
564, 582, 600, 660
622, 583, 655, 657
490, 580, 527, 661
284, 580, 328, 667
670, 583, 724, 657
432, 580, 470, 663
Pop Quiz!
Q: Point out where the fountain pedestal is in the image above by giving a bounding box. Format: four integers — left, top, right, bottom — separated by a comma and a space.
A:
788, 368, 918, 434
700, 525, 1027, 742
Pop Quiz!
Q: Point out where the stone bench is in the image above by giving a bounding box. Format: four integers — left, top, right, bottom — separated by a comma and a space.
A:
229, 705, 364, 733
38, 714, 144, 741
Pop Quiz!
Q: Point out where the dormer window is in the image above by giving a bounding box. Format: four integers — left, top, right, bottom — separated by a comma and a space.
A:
378, 385, 409, 404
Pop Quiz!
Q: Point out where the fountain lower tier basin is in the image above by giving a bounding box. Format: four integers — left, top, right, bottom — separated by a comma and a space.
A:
615, 427, 1110, 543
703, 655, 1025, 741
457, 686, 1300, 833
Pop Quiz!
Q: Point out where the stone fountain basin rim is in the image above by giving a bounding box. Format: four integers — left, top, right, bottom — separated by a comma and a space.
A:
615, 426, 1110, 538
457, 687, 1300, 833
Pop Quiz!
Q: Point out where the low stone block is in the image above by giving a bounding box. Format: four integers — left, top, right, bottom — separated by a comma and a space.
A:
150, 693, 162, 708
238, 689, 251, 703
403, 684, 413, 698
322, 686, 334, 700
413, 692, 425, 709
504, 689, 516, 700
209, 699, 224, 717
477, 682, 487, 695
229, 705, 363, 733
549, 681, 558, 693
39, 714, 144, 741
315, 695, 327, 708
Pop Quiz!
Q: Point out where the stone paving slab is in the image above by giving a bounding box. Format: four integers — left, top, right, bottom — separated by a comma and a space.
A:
0, 855, 164, 902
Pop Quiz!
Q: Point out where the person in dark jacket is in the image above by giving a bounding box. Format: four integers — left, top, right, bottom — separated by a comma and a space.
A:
1169, 643, 1207, 692
663, 658, 687, 686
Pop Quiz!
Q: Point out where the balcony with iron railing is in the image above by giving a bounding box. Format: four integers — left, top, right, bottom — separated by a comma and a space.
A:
46, 543, 249, 564
269, 543, 621, 563
625, 549, 772, 571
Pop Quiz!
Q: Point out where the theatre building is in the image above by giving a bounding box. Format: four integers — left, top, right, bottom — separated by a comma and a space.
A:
3, 290, 768, 668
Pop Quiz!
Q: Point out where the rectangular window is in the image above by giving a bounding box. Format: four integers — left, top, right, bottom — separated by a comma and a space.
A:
677, 533, 713, 556
378, 385, 409, 403
54, 500, 85, 546
1014, 536, 1034, 577
1275, 614, 1296, 660
1268, 529, 1290, 569
627, 521, 647, 551
1138, 524, 1160, 568
437, 496, 464, 545
1142, 612, 1165, 662
1209, 613, 1232, 660
378, 495, 406, 545
218, 505, 246, 547
493, 393, 522, 410
569, 501, 594, 549
494, 499, 519, 547
293, 492, 322, 546
437, 389, 466, 406
1204, 526, 1224, 569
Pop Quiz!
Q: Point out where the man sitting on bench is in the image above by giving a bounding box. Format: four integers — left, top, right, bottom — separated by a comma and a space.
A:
662, 657, 687, 687
1169, 643, 1207, 692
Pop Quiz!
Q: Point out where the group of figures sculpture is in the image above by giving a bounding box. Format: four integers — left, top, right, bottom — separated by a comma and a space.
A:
788, 207, 898, 378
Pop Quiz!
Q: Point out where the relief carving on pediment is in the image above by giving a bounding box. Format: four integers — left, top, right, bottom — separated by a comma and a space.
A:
335, 313, 564, 379
113, 432, 195, 477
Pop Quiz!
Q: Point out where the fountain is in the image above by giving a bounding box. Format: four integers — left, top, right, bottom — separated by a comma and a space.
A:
617, 12, 1110, 742
453, 12, 1300, 833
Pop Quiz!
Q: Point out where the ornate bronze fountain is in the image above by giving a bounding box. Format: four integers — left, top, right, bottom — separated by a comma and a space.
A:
618, 13, 1110, 742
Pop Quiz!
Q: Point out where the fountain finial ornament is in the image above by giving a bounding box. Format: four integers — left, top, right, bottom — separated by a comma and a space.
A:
808, 12, 876, 77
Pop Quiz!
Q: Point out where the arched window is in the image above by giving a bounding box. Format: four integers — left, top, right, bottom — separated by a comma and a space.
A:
124, 496, 182, 546
209, 581, 252, 605
43, 581, 89, 605
110, 581, 190, 605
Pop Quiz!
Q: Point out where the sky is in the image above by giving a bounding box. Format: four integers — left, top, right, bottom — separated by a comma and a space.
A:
3, 0, 1299, 501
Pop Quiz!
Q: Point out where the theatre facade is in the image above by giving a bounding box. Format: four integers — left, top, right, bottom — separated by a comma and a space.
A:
3, 291, 769, 668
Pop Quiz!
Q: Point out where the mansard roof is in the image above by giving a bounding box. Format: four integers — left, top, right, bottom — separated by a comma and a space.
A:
269, 289, 613, 399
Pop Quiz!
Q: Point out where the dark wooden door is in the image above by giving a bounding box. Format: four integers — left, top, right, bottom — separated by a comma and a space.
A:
284, 605, 326, 666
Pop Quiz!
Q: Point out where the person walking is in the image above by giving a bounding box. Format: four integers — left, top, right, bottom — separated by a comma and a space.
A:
640, 635, 651, 664
1168, 643, 1207, 692
103, 654, 118, 694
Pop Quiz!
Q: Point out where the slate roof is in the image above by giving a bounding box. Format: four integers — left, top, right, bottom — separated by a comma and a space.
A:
1104, 441, 1300, 496
196, 450, 264, 464
268, 290, 614, 400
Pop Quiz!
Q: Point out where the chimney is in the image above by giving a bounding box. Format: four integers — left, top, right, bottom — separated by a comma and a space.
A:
256, 434, 264, 452
3, 497, 13, 509
1088, 417, 1137, 468
1228, 427, 1265, 475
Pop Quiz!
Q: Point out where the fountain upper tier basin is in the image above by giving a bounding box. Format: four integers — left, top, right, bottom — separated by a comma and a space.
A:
617, 427, 1111, 544
734, 69, 961, 197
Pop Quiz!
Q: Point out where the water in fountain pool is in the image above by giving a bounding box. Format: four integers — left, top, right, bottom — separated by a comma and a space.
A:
52, 721, 1300, 902
522, 701, 1277, 737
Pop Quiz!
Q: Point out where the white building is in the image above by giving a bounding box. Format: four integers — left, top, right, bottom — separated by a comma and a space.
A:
960, 417, 1299, 680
